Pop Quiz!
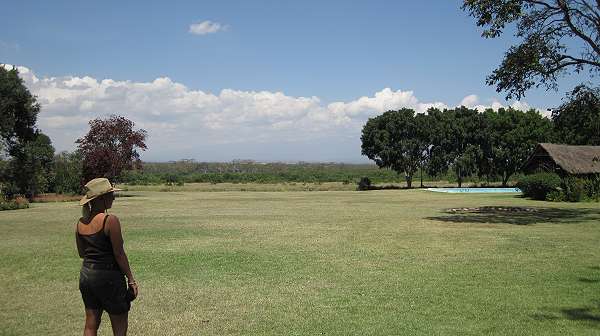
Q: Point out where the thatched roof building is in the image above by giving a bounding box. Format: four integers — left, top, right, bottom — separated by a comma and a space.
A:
523, 143, 600, 176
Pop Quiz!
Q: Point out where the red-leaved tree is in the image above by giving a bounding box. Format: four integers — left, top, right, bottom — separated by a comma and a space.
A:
76, 115, 147, 184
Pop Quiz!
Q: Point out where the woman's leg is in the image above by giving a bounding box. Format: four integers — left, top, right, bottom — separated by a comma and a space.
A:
83, 309, 102, 336
108, 312, 128, 336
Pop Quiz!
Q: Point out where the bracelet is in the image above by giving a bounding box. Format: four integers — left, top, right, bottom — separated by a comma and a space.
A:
128, 280, 137, 286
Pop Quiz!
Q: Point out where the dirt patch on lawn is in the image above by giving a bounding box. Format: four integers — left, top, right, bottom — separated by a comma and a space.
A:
31, 193, 81, 203
446, 206, 538, 214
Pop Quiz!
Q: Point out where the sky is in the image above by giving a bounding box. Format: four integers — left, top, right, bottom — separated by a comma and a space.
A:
1, 0, 596, 162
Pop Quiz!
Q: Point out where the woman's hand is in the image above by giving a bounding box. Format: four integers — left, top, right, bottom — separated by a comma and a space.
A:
128, 280, 139, 299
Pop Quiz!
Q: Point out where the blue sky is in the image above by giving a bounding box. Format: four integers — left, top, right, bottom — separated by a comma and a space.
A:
1, 0, 594, 162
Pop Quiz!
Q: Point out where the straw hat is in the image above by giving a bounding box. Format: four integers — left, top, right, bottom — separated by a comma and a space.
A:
79, 178, 122, 206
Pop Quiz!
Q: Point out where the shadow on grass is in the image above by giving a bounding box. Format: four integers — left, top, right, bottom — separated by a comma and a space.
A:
562, 305, 600, 323
579, 278, 600, 283
533, 268, 600, 328
558, 272, 600, 325
533, 301, 600, 327
425, 206, 600, 225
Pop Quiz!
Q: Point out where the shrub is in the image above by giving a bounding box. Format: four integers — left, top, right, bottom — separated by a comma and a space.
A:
583, 174, 600, 201
562, 176, 585, 202
516, 173, 561, 200
541, 175, 599, 202
0, 196, 30, 211
546, 190, 565, 202
1, 181, 21, 199
119, 170, 162, 185
357, 177, 372, 191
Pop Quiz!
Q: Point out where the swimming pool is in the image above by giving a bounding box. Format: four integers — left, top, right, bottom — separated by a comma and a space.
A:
427, 188, 521, 193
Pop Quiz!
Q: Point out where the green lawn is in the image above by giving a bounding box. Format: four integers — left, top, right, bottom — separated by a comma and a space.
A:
1, 189, 600, 335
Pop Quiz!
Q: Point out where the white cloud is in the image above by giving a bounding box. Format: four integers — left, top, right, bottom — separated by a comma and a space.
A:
189, 20, 227, 35
460, 94, 479, 107
327, 88, 448, 117
458, 94, 537, 114
3, 65, 541, 161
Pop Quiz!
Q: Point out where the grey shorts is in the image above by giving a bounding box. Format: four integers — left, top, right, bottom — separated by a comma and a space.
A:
79, 266, 130, 314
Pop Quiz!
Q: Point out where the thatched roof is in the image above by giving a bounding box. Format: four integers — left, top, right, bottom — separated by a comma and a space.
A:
526, 143, 600, 174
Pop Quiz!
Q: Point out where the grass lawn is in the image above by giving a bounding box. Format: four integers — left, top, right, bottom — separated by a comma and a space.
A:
1, 188, 600, 335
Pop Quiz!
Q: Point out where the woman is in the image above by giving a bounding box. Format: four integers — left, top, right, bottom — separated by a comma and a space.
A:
76, 178, 139, 336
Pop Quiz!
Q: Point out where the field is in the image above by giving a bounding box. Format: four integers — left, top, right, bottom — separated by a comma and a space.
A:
1, 187, 600, 335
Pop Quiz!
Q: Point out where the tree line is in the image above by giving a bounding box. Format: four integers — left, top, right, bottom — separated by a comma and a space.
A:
121, 161, 404, 185
361, 85, 600, 188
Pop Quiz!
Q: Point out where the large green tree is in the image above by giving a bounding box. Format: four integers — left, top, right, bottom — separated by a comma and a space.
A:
414, 112, 434, 187
481, 108, 553, 186
51, 151, 83, 195
552, 85, 600, 145
361, 109, 427, 188
423, 108, 451, 180
0, 66, 54, 198
4, 132, 55, 197
463, 0, 600, 99
0, 66, 39, 149
445, 107, 484, 188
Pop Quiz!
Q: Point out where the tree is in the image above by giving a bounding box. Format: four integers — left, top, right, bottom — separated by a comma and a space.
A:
463, 0, 600, 99
438, 107, 484, 187
0, 66, 54, 198
552, 84, 600, 145
3, 132, 55, 198
51, 151, 83, 194
0, 66, 39, 149
414, 112, 433, 187
481, 108, 553, 186
423, 108, 452, 179
361, 109, 426, 188
77, 115, 148, 183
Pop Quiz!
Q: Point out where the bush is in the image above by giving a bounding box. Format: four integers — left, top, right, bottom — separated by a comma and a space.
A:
583, 174, 600, 201
0, 196, 30, 211
1, 181, 21, 199
516, 173, 561, 200
534, 175, 599, 203
546, 190, 565, 202
357, 177, 372, 191
562, 176, 585, 202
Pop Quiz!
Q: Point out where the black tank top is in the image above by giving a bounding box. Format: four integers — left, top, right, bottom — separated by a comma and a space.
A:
77, 214, 117, 265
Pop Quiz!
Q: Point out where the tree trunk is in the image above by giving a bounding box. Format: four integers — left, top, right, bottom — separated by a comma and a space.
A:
457, 167, 462, 187
502, 172, 510, 187
406, 174, 412, 189
420, 165, 424, 188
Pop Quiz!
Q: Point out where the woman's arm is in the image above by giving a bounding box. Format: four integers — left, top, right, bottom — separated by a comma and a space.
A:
107, 215, 138, 297
75, 222, 84, 258
107, 215, 134, 280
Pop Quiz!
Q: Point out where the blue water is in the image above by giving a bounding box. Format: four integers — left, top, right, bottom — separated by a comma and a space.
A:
427, 188, 521, 193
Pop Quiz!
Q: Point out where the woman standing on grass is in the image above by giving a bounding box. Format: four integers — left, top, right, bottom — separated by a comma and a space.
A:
76, 178, 138, 336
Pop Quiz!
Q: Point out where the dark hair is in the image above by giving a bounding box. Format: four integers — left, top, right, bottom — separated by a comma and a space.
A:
81, 192, 113, 221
